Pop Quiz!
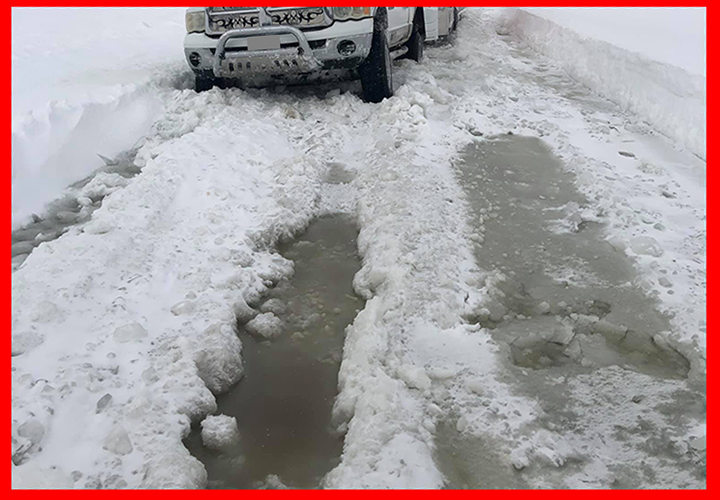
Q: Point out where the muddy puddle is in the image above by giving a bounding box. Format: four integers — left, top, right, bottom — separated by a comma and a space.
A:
11, 149, 140, 271
185, 214, 363, 489
438, 135, 705, 488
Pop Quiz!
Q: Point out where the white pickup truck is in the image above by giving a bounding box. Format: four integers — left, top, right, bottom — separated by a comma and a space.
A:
184, 7, 460, 102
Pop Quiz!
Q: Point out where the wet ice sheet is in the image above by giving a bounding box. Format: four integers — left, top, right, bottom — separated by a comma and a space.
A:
460, 135, 689, 378
439, 135, 705, 488
185, 215, 363, 489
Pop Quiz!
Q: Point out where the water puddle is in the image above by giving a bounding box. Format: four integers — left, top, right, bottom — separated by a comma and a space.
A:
435, 419, 529, 489
458, 135, 689, 379
185, 214, 363, 489
440, 135, 705, 488
11, 149, 140, 271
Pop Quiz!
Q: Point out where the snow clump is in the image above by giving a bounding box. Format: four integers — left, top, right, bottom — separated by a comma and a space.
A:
245, 312, 284, 339
200, 414, 241, 451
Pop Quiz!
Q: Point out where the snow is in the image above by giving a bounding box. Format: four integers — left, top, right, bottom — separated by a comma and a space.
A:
12, 7, 704, 490
520, 8, 706, 77
245, 312, 284, 340
501, 8, 706, 159
11, 7, 187, 229
200, 415, 240, 451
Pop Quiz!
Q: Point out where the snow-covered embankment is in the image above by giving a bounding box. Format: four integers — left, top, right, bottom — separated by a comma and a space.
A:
11, 7, 188, 228
500, 8, 706, 159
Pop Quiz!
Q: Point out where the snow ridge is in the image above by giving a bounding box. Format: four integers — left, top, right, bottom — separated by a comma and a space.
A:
501, 8, 706, 159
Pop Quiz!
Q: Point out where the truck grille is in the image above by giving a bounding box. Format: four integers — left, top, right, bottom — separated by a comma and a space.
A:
207, 7, 328, 34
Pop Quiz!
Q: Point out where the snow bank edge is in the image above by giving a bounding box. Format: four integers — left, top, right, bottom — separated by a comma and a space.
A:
503, 8, 706, 159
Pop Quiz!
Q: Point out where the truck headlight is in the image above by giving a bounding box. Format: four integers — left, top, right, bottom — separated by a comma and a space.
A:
185, 11, 205, 33
332, 7, 372, 21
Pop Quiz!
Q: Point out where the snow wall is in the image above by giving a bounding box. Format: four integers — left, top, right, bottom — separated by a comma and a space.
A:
501, 8, 706, 160
11, 7, 187, 229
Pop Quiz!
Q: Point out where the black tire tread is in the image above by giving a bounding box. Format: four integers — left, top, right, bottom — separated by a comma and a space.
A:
359, 12, 393, 103
406, 22, 424, 63
195, 76, 214, 92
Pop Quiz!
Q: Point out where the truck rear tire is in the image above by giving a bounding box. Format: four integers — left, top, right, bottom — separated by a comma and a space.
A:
360, 18, 393, 103
406, 23, 424, 63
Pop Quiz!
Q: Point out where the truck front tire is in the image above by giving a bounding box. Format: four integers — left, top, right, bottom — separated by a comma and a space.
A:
194, 75, 215, 92
360, 14, 393, 103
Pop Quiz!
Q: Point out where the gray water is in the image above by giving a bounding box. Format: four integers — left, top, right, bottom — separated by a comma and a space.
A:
459, 135, 689, 378
436, 135, 704, 488
185, 214, 363, 489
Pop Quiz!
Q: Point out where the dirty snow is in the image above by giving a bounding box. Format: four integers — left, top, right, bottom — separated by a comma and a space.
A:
12, 7, 704, 490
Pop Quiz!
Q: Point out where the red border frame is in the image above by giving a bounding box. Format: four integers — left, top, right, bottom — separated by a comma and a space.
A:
8, 2, 710, 494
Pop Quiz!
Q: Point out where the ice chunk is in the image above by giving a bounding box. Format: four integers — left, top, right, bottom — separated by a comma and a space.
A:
591, 320, 628, 342
259, 298, 286, 315
79, 172, 130, 200
194, 323, 244, 394
140, 451, 207, 489
84, 220, 113, 235
245, 313, 283, 340
11, 330, 45, 356
426, 366, 458, 380
689, 436, 706, 452
422, 419, 436, 432
170, 300, 196, 316
103, 424, 133, 455
11, 242, 34, 258
200, 414, 240, 451
630, 236, 664, 257
537, 301, 551, 314
18, 419, 45, 447
658, 277, 673, 288
113, 322, 148, 343
511, 449, 530, 470
464, 378, 485, 395
234, 300, 258, 324
56, 211, 78, 224
607, 235, 627, 252
96, 393, 113, 413
259, 475, 290, 489
539, 322, 575, 345
397, 364, 431, 391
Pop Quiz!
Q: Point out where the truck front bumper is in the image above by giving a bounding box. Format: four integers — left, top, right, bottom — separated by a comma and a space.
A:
184, 21, 373, 84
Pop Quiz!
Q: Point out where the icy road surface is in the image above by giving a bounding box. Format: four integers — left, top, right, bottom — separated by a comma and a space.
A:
12, 9, 705, 489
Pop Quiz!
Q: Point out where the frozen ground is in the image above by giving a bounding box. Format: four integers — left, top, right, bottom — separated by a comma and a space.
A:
12, 8, 705, 489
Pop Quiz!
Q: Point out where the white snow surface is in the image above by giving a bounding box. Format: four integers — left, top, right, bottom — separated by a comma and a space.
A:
12, 8, 705, 489
520, 8, 706, 77
11, 7, 187, 229
501, 8, 706, 159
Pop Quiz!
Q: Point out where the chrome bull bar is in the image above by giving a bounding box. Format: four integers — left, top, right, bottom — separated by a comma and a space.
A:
213, 26, 322, 78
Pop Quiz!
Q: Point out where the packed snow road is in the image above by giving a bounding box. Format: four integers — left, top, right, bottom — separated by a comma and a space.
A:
12, 9, 705, 489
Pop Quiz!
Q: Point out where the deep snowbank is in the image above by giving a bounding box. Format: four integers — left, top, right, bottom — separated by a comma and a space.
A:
501, 8, 706, 159
11, 8, 187, 228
